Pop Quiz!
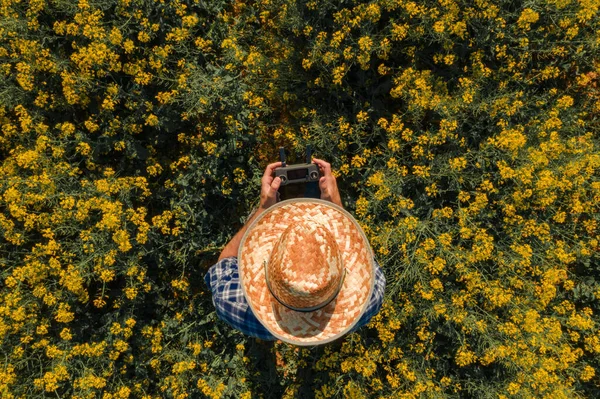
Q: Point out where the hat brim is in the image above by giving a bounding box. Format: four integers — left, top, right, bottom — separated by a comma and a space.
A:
238, 198, 375, 346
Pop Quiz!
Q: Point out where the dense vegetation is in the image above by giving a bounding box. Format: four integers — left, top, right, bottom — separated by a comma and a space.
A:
1, 0, 599, 397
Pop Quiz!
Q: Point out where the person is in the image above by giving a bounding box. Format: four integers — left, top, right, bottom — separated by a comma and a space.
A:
204, 158, 386, 345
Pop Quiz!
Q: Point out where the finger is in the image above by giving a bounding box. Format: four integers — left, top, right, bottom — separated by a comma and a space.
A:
271, 176, 281, 190
312, 158, 332, 176
319, 177, 331, 199
267, 177, 281, 200
263, 162, 283, 181
319, 176, 329, 190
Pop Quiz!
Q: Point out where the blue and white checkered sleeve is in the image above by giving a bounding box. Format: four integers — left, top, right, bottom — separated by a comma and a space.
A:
204, 257, 276, 340
349, 259, 386, 333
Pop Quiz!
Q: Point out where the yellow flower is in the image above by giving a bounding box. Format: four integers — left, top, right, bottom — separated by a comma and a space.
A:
518, 8, 539, 29
412, 165, 431, 178
391, 23, 408, 41
197, 379, 212, 396
172, 361, 195, 374
425, 183, 438, 197
356, 110, 369, 123
556, 95, 574, 108
116, 386, 131, 398
36, 364, 69, 392
46, 345, 64, 359
123, 39, 135, 53
580, 366, 595, 382
60, 328, 72, 341
387, 138, 401, 152
124, 287, 138, 300
233, 167, 247, 184
358, 36, 373, 52
455, 346, 477, 367
138, 31, 150, 43
76, 142, 91, 156
430, 278, 444, 291
355, 196, 369, 217
15, 150, 40, 169
16, 62, 34, 91
449, 157, 467, 171
109, 27, 122, 45
332, 64, 347, 85
145, 114, 159, 126
55, 303, 74, 323
351, 155, 366, 168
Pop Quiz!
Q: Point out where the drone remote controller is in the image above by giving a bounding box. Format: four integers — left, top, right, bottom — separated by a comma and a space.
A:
275, 146, 321, 200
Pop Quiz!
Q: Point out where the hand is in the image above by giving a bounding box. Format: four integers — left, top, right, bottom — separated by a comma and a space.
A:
259, 161, 282, 211
312, 158, 343, 208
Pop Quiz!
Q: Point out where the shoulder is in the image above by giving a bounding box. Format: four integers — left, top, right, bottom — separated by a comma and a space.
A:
204, 256, 239, 289
372, 258, 386, 285
215, 256, 239, 268
209, 256, 238, 275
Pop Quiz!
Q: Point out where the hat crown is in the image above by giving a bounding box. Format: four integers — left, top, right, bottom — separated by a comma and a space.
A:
267, 219, 343, 310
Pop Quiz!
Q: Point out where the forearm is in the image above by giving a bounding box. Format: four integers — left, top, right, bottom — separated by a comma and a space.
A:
218, 207, 264, 261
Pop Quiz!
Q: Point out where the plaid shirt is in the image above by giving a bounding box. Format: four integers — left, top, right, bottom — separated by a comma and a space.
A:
204, 256, 386, 341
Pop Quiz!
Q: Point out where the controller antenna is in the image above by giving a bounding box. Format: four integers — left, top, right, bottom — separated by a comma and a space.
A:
306, 144, 312, 164
279, 147, 286, 167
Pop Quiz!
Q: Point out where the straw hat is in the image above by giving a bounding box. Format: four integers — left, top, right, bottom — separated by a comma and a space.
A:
238, 198, 375, 346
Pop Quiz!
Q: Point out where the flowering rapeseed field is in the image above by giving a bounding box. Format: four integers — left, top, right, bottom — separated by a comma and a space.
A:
1, 0, 599, 397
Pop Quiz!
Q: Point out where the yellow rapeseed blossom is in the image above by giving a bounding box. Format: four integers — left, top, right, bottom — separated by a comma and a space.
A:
455, 346, 477, 367
55, 303, 74, 323
556, 95, 574, 108
123, 39, 135, 53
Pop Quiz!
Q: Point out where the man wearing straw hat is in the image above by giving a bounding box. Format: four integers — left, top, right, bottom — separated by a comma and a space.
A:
204, 158, 386, 346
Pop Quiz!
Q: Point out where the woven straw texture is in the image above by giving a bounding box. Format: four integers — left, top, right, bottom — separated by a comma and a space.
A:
267, 219, 344, 310
239, 199, 374, 345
